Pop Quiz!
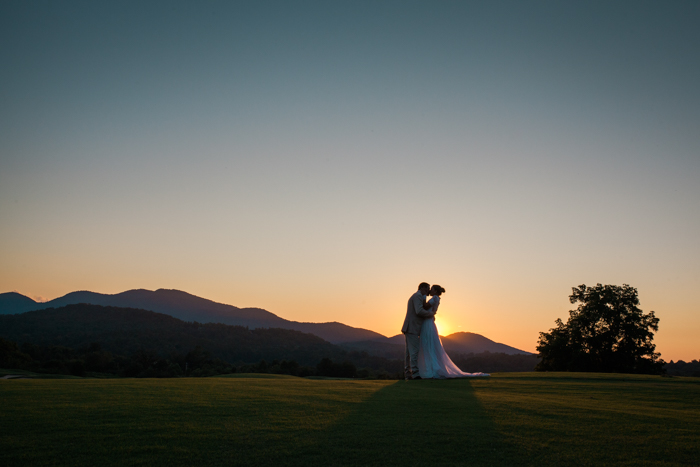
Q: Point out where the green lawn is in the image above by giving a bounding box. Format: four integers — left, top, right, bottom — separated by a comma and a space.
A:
1, 373, 698, 466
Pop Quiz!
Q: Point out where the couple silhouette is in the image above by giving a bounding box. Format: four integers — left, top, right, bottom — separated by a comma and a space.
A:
402, 282, 488, 380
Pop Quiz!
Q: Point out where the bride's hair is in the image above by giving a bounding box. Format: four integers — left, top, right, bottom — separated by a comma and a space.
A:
432, 285, 445, 296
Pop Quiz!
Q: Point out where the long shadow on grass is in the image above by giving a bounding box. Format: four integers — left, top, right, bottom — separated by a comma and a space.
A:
296, 379, 524, 467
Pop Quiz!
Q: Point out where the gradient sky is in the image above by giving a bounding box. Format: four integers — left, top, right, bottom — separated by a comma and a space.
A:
1, 1, 698, 360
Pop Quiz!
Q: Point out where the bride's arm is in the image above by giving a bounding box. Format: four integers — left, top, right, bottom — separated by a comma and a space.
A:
420, 297, 436, 315
414, 295, 435, 318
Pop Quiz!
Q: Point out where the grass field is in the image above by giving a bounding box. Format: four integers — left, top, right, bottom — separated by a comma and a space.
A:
1, 372, 698, 466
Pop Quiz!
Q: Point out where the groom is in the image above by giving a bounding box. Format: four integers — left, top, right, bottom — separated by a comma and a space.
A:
402, 282, 435, 380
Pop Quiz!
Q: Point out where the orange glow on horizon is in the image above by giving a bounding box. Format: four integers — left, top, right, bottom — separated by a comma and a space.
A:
433, 314, 455, 337
2, 282, 697, 361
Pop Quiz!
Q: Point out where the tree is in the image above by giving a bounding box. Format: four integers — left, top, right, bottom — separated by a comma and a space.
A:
0, 337, 33, 369
536, 284, 664, 374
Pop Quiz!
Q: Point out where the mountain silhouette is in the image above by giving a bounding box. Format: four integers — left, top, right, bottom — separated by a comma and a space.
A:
441, 332, 533, 355
0, 289, 384, 344
0, 292, 38, 314
342, 331, 533, 358
0, 289, 533, 354
0, 304, 346, 366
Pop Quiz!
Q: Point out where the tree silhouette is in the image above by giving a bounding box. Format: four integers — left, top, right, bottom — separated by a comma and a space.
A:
536, 284, 664, 374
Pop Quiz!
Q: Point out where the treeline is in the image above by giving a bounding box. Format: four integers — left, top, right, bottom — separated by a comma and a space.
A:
665, 360, 700, 377
0, 338, 228, 377
0, 304, 407, 377
237, 357, 397, 379
0, 337, 400, 379
0, 334, 539, 378
0, 304, 541, 378
0, 304, 343, 366
451, 351, 539, 373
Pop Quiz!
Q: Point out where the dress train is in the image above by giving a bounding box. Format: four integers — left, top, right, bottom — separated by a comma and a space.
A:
417, 318, 489, 379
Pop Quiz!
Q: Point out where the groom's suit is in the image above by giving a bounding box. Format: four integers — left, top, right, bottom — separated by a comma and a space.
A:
402, 291, 434, 379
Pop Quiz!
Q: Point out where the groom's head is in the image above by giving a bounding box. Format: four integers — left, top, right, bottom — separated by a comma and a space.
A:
418, 282, 430, 295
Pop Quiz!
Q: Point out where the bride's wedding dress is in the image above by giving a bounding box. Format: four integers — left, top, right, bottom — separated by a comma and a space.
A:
417, 296, 489, 379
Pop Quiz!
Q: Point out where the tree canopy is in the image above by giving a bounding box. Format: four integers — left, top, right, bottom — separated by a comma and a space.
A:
536, 284, 664, 374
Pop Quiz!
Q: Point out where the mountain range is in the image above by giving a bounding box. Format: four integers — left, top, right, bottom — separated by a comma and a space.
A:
0, 304, 344, 367
0, 289, 532, 355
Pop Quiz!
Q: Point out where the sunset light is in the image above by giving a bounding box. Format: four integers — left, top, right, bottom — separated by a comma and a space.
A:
1, 1, 698, 361
434, 315, 455, 337
2, 2, 698, 465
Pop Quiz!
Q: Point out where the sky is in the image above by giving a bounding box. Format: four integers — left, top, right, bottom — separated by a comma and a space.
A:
1, 1, 698, 361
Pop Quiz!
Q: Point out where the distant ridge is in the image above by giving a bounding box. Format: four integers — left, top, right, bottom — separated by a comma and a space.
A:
0, 289, 384, 344
0, 289, 533, 354
0, 303, 344, 366
0, 292, 39, 314
341, 331, 533, 358
441, 332, 533, 355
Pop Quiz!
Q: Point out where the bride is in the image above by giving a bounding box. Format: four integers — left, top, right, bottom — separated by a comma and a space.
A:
417, 285, 489, 379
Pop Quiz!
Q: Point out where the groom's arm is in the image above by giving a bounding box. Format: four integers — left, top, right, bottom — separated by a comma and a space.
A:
412, 294, 434, 318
